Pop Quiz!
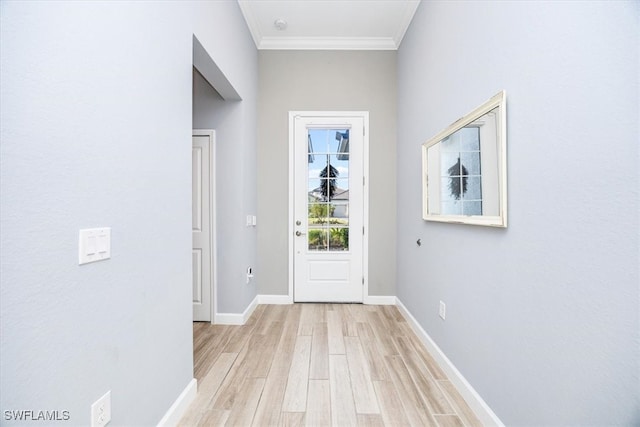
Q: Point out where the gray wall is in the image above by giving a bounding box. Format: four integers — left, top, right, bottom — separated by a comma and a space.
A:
193, 68, 258, 314
397, 1, 639, 425
0, 1, 257, 425
257, 51, 397, 297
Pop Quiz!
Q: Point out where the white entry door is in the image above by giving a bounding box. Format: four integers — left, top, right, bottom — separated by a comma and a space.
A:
291, 113, 368, 302
192, 131, 215, 321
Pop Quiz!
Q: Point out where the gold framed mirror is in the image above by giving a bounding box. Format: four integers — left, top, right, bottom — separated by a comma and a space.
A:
422, 91, 507, 227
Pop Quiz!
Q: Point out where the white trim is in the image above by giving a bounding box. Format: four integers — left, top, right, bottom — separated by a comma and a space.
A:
395, 298, 505, 427
393, 1, 421, 48
193, 129, 217, 325
214, 295, 258, 325
237, 0, 420, 51
288, 111, 370, 304
362, 113, 370, 304
287, 115, 295, 303
214, 312, 245, 326
236, 0, 262, 50
157, 378, 197, 427
363, 295, 396, 305
258, 37, 397, 51
258, 294, 293, 305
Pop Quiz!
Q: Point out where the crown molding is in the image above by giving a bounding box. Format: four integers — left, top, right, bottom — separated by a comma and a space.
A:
258, 36, 398, 51
394, 1, 421, 47
237, 0, 262, 49
238, 0, 421, 51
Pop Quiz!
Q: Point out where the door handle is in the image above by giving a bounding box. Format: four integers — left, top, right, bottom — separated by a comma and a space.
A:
296, 231, 306, 236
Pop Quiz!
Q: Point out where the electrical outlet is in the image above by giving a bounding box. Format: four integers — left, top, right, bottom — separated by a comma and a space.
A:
246, 267, 254, 284
91, 391, 111, 427
439, 301, 446, 320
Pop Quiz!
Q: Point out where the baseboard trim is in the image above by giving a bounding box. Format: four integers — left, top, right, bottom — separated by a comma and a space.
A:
396, 298, 504, 427
215, 295, 259, 325
257, 294, 396, 305
258, 294, 293, 304
363, 295, 397, 305
157, 378, 197, 427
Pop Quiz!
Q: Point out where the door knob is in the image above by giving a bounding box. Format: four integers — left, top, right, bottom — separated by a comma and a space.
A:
296, 231, 306, 236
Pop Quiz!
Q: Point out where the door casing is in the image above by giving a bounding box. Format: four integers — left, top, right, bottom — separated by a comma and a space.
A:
288, 111, 369, 302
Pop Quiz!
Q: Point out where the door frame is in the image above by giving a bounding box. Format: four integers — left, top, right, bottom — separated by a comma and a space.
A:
193, 129, 217, 323
287, 111, 369, 302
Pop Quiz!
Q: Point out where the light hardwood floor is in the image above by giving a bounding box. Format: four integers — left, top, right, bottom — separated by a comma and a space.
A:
180, 304, 482, 427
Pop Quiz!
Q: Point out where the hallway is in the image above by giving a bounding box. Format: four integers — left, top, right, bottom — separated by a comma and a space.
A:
180, 304, 481, 426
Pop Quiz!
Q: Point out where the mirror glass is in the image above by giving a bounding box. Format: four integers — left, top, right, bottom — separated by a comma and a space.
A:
422, 91, 507, 227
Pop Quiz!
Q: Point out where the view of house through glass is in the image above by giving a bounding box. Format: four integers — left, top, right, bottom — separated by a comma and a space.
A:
307, 128, 350, 251
440, 127, 482, 215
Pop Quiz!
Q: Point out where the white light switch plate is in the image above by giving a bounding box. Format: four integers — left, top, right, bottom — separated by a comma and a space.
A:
79, 228, 111, 265
91, 390, 111, 427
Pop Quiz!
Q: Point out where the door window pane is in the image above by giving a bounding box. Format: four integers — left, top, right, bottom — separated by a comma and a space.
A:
308, 203, 330, 225
438, 126, 483, 215
328, 201, 348, 223
309, 155, 329, 179
463, 176, 482, 200
460, 152, 481, 175
307, 127, 351, 251
329, 227, 349, 251
329, 154, 349, 178
308, 228, 328, 251
462, 201, 482, 216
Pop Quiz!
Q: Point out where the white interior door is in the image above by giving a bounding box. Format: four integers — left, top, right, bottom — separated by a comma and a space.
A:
292, 113, 367, 302
192, 131, 215, 321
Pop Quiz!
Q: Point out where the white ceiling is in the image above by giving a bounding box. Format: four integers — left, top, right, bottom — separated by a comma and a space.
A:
237, 0, 421, 50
